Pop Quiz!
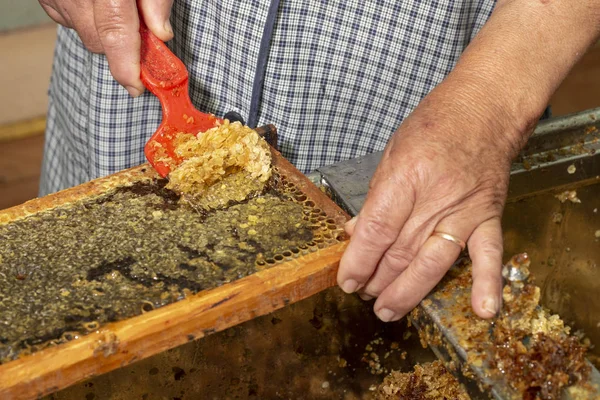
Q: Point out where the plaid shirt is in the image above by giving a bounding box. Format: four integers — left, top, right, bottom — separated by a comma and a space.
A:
40, 0, 495, 196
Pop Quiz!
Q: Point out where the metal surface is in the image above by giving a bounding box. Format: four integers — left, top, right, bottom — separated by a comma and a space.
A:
502, 176, 600, 366
312, 151, 382, 216
509, 109, 600, 200
409, 272, 600, 400
411, 175, 600, 399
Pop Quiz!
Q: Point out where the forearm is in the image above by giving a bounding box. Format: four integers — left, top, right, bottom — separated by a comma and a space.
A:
439, 0, 600, 154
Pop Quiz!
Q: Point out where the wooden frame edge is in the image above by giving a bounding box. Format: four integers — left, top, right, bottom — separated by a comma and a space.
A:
0, 241, 347, 399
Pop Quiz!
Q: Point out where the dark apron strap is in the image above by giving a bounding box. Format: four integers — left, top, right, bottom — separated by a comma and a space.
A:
247, 0, 282, 128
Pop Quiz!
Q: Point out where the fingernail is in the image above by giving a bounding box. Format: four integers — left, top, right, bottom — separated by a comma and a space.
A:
344, 216, 358, 235
359, 293, 374, 301
340, 279, 359, 294
376, 308, 396, 322
482, 297, 499, 316
125, 85, 143, 98
346, 216, 358, 228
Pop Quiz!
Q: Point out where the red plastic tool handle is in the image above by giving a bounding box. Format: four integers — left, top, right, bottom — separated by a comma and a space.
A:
139, 19, 221, 177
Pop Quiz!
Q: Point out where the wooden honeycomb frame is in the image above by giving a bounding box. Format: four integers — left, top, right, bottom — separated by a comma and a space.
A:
0, 147, 349, 400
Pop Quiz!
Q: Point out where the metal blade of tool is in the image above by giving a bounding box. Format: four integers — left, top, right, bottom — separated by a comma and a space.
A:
309, 107, 600, 399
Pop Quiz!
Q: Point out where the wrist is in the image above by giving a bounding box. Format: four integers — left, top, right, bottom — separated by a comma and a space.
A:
436, 0, 600, 161
417, 73, 535, 163
448, 60, 545, 152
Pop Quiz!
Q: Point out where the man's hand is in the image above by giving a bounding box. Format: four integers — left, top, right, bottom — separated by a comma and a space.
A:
337, 0, 600, 323
337, 84, 518, 322
39, 0, 174, 96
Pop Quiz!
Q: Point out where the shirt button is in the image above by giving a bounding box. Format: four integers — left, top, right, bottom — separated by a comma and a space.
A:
223, 111, 245, 125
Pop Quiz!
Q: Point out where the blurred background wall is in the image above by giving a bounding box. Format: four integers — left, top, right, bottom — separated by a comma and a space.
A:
1, 0, 50, 31
0, 0, 55, 208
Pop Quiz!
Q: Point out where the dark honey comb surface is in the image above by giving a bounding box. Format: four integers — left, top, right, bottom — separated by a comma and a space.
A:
0, 171, 343, 363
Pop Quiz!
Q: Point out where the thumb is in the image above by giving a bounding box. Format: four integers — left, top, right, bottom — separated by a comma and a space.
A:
468, 217, 504, 319
138, 0, 174, 42
344, 215, 359, 236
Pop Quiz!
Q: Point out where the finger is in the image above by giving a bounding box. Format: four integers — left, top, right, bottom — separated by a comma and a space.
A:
360, 212, 436, 298
69, 6, 104, 53
337, 174, 414, 294
359, 293, 374, 301
94, 0, 144, 96
373, 231, 463, 322
359, 244, 414, 299
468, 217, 503, 319
138, 0, 174, 41
39, 3, 71, 27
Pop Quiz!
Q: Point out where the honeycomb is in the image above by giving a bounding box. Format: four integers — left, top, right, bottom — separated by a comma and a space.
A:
0, 168, 345, 364
373, 360, 469, 400
167, 120, 272, 207
410, 258, 593, 400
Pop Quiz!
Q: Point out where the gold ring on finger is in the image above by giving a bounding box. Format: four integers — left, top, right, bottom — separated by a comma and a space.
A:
431, 231, 466, 251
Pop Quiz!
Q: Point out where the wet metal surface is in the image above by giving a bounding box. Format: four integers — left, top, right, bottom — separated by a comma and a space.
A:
409, 258, 599, 400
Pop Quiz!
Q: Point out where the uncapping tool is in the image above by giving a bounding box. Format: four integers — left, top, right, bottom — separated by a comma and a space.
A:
138, 18, 222, 178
